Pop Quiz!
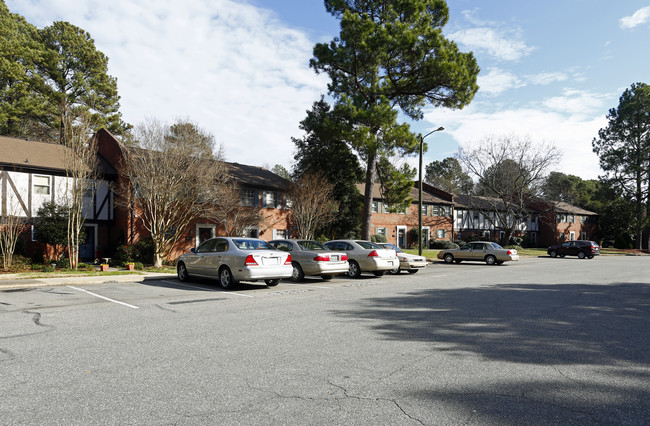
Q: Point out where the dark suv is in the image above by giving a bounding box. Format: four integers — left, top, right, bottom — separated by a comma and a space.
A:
547, 240, 600, 259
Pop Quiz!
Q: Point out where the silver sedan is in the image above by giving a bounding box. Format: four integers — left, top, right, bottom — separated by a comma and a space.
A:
436, 241, 519, 265
269, 239, 349, 281
379, 243, 428, 274
177, 237, 293, 288
324, 240, 398, 278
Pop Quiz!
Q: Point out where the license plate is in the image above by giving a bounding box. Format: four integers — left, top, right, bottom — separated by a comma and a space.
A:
263, 257, 279, 265
331, 255, 339, 261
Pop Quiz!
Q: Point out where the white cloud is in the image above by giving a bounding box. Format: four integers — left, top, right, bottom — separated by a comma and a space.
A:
620, 6, 650, 29
449, 27, 535, 61
542, 89, 610, 117
6, 0, 328, 169
478, 69, 524, 95
478, 69, 568, 96
421, 103, 609, 180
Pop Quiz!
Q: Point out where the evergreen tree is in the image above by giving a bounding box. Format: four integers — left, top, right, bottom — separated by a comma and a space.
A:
311, 0, 479, 239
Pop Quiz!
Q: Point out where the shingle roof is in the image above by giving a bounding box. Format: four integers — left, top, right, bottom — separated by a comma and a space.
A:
226, 162, 290, 190
356, 182, 453, 205
553, 201, 597, 216
0, 134, 117, 177
454, 194, 540, 213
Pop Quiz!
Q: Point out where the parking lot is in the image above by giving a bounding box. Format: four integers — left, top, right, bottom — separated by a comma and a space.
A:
1, 255, 649, 424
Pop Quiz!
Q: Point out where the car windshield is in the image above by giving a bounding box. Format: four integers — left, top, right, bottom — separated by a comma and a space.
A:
356, 241, 381, 249
232, 238, 273, 250
298, 240, 327, 251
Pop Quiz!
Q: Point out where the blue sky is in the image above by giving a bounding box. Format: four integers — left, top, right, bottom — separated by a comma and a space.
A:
7, 0, 650, 179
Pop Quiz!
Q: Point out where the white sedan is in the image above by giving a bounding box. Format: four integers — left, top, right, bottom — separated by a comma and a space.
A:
324, 240, 398, 278
177, 237, 293, 289
379, 243, 428, 274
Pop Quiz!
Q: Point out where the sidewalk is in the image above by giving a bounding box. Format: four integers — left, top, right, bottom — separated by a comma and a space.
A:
0, 270, 177, 290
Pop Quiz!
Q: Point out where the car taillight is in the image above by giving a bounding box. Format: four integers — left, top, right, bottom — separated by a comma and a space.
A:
341, 254, 348, 261
368, 250, 378, 257
245, 255, 258, 266
313, 255, 330, 262
507, 250, 513, 255
284, 254, 292, 265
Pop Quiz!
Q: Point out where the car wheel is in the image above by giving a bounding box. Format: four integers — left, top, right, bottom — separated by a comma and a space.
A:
578, 251, 586, 259
219, 266, 237, 289
291, 262, 305, 282
347, 260, 361, 278
407, 269, 419, 274
388, 267, 400, 274
443, 253, 454, 264
549, 250, 557, 258
177, 262, 189, 282
373, 270, 385, 277
485, 255, 496, 265
265, 279, 280, 286
321, 275, 333, 281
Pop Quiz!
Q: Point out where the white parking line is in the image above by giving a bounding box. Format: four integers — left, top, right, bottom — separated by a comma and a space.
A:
67, 286, 140, 309
161, 281, 253, 298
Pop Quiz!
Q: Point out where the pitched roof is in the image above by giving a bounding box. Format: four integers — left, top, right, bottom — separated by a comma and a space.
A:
0, 134, 117, 177
454, 194, 540, 214
227, 162, 290, 191
553, 201, 597, 216
356, 182, 453, 205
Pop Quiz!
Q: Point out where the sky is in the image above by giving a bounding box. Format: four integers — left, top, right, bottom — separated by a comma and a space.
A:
6, 0, 650, 180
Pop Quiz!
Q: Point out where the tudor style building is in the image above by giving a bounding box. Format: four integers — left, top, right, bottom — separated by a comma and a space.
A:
0, 135, 115, 259
0, 130, 291, 261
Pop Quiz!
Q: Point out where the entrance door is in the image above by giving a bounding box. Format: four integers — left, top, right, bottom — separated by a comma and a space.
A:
79, 225, 96, 260
397, 226, 407, 249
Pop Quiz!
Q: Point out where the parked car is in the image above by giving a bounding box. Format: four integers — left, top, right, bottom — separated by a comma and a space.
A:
268, 239, 349, 281
547, 240, 600, 259
324, 240, 398, 278
378, 243, 428, 274
436, 241, 519, 265
176, 237, 293, 289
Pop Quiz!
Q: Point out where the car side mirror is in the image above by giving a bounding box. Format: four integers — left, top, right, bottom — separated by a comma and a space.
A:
191, 248, 197, 253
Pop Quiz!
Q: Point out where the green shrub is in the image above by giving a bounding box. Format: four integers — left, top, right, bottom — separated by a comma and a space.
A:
614, 233, 633, 249
429, 239, 459, 249
41, 265, 55, 273
134, 262, 144, 270
371, 234, 387, 243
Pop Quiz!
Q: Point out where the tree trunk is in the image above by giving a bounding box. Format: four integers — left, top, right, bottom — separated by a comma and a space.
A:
153, 253, 163, 268
361, 151, 377, 240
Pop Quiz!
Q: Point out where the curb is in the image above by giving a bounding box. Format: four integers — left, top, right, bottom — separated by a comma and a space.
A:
0, 273, 177, 290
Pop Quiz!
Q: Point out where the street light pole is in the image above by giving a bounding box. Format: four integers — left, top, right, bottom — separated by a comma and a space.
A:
418, 126, 444, 256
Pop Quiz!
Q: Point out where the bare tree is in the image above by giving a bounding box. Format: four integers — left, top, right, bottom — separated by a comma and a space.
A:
288, 172, 339, 239
457, 135, 561, 242
207, 182, 261, 237
0, 202, 25, 270
62, 110, 96, 269
117, 118, 228, 267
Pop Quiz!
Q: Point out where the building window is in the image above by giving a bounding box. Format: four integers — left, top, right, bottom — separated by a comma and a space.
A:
556, 214, 567, 223
436, 229, 446, 239
421, 204, 428, 215
273, 229, 288, 239
559, 232, 566, 241
33, 175, 51, 195
242, 189, 256, 207
376, 227, 387, 238
372, 201, 379, 213
483, 231, 490, 239
568, 215, 575, 223
263, 191, 277, 208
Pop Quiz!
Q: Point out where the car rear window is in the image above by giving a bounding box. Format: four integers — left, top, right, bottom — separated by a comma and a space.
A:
232, 239, 273, 250
298, 240, 327, 251
356, 241, 380, 249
